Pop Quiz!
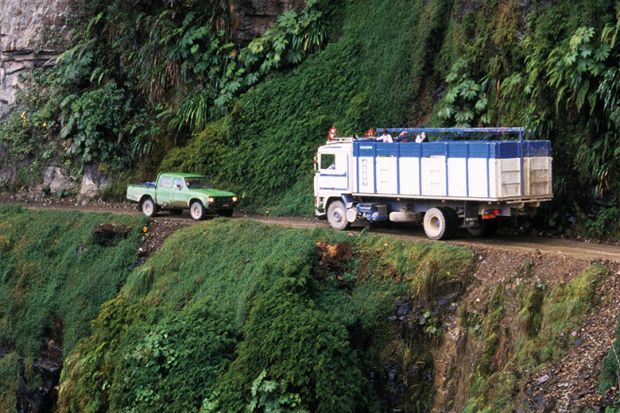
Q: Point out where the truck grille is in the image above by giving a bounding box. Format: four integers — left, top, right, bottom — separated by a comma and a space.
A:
211, 197, 233, 208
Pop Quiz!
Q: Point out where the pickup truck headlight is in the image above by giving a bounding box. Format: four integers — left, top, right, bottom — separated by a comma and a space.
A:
232, 196, 238, 203
208, 197, 215, 204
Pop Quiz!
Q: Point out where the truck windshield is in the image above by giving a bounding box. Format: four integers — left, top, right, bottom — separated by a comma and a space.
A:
185, 179, 210, 189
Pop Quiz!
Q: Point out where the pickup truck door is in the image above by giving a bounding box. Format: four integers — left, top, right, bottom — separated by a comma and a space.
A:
157, 175, 174, 207
171, 178, 190, 208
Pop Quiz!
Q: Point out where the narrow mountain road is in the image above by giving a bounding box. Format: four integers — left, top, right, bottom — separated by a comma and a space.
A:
19, 204, 620, 262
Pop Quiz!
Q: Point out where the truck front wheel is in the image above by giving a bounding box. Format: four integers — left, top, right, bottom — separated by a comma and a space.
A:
141, 197, 157, 218
190, 201, 206, 221
423, 208, 451, 240
327, 200, 349, 231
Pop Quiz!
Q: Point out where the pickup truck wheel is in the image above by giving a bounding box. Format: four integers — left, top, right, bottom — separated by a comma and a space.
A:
141, 198, 157, 217
423, 207, 450, 240
327, 200, 349, 231
190, 201, 206, 221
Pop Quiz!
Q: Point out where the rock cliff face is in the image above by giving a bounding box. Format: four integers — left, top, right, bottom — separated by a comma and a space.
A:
0, 0, 71, 118
0, 0, 303, 117
231, 0, 306, 43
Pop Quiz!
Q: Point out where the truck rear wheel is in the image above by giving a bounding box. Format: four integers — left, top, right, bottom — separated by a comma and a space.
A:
141, 197, 157, 217
190, 201, 206, 221
440, 207, 459, 238
423, 208, 451, 240
327, 200, 349, 231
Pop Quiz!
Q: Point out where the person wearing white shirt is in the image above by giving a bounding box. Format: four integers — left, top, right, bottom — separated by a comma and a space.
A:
379, 132, 393, 143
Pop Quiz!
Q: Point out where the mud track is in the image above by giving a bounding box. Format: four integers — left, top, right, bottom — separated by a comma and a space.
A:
19, 204, 620, 263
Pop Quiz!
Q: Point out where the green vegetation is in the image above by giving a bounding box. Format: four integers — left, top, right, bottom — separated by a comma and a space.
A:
162, 0, 451, 212
0, 206, 616, 411
0, 0, 333, 178
599, 314, 620, 396
461, 264, 605, 412
0, 205, 145, 412
54, 218, 474, 413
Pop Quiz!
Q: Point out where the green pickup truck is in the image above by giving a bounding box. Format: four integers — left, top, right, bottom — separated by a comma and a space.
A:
126, 172, 238, 220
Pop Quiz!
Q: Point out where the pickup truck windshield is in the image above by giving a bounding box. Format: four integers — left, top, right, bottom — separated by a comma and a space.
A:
185, 178, 210, 189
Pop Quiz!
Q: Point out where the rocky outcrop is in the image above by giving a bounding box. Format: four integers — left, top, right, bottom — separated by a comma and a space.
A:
0, 0, 71, 118
42, 166, 77, 195
230, 0, 306, 44
77, 165, 111, 205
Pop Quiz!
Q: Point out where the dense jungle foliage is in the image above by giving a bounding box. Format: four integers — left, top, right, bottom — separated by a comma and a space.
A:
1, 0, 620, 236
0, 205, 145, 411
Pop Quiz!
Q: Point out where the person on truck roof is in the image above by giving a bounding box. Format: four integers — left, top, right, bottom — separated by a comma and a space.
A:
379, 131, 393, 143
415, 132, 427, 143
364, 128, 377, 138
396, 131, 409, 142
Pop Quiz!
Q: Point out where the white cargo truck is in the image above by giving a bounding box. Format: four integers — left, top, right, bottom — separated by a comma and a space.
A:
313, 127, 553, 240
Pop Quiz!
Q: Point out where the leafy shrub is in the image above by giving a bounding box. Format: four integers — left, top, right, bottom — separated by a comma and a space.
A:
162, 0, 452, 212
108, 302, 236, 413
60, 82, 129, 165
438, 59, 490, 126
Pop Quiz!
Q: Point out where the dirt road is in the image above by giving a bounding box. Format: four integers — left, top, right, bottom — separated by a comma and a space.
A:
17, 204, 620, 263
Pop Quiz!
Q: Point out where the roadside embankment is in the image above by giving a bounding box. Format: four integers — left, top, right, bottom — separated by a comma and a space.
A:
1, 206, 619, 412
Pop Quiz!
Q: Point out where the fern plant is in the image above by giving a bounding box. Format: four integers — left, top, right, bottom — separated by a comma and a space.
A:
438, 59, 491, 126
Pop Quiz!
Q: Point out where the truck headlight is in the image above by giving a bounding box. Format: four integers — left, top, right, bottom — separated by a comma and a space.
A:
232, 196, 238, 203
208, 197, 215, 204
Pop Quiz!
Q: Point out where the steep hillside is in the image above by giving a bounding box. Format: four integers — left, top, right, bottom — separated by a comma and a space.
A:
0, 206, 145, 411
1, 208, 619, 412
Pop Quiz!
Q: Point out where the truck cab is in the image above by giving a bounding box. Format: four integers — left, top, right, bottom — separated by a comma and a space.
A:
314, 139, 352, 215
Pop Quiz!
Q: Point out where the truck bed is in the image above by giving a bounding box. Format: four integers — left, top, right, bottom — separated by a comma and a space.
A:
126, 183, 156, 203
350, 140, 552, 202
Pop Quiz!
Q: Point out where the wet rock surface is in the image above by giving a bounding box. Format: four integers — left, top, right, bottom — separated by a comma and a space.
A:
230, 0, 306, 44
42, 166, 77, 196
0, 0, 71, 118
16, 322, 63, 413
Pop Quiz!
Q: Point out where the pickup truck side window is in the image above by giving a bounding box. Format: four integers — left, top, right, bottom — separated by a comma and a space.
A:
160, 177, 173, 188
320, 154, 336, 170
173, 178, 184, 189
